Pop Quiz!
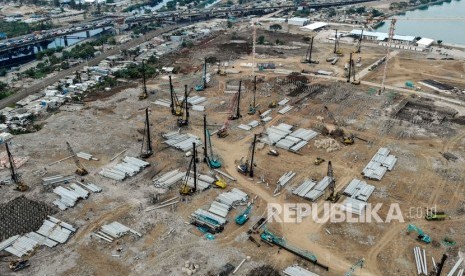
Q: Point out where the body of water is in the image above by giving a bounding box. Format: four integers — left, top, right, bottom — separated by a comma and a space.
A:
376, 0, 465, 45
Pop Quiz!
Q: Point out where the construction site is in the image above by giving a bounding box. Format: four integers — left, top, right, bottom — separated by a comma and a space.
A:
1, 16, 465, 276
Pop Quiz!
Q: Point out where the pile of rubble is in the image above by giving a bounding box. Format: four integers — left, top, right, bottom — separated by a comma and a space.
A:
314, 138, 342, 152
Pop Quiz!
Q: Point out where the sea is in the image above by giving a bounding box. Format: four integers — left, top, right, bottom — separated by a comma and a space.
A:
376, 0, 465, 46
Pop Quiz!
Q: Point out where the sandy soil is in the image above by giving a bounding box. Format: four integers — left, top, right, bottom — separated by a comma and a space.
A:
1, 24, 465, 276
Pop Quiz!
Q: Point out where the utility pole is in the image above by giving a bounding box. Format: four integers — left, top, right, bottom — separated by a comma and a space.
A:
380, 19, 396, 95
249, 134, 257, 177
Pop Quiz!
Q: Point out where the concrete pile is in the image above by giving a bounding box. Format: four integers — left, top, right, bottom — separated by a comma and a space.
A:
266, 123, 318, 152
42, 175, 75, 186
0, 216, 76, 257
215, 188, 248, 207
52, 183, 90, 210
314, 138, 342, 153
153, 169, 186, 189
283, 265, 320, 276
362, 147, 397, 181
0, 196, 55, 241
99, 156, 150, 181
162, 131, 201, 152
93, 221, 142, 243
274, 171, 296, 194
293, 176, 331, 201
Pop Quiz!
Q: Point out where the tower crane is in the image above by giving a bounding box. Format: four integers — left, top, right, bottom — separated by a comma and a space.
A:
326, 161, 340, 202
140, 108, 153, 159
228, 80, 242, 120
66, 141, 88, 176
203, 114, 221, 169
5, 143, 28, 192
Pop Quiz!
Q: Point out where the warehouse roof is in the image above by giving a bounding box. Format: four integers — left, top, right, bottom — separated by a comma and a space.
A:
300, 22, 328, 31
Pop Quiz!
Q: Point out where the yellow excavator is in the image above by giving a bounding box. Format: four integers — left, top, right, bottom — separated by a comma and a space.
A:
214, 176, 227, 189
314, 157, 325, 165
268, 101, 277, 108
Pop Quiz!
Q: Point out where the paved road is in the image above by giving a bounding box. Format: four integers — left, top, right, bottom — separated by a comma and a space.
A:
0, 25, 181, 110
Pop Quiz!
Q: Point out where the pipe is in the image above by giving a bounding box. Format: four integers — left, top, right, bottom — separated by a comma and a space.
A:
48, 155, 74, 166
446, 257, 463, 276
233, 258, 247, 274
423, 249, 427, 275
413, 247, 421, 275
159, 196, 179, 205
110, 149, 128, 161
432, 257, 437, 273
145, 201, 180, 212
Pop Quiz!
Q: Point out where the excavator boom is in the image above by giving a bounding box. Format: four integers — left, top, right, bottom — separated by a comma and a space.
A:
66, 141, 88, 176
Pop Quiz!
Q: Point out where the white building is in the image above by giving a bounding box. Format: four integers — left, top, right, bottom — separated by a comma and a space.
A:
300, 22, 328, 32
416, 37, 434, 48
288, 17, 309, 26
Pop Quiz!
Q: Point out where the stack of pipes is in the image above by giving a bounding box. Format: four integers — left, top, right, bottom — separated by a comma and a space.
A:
446, 257, 464, 276
413, 246, 427, 275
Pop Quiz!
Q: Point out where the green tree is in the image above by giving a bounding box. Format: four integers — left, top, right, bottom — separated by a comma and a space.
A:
227, 21, 233, 28
437, 40, 443, 45
269, 24, 282, 32
257, 35, 265, 45
328, 8, 336, 17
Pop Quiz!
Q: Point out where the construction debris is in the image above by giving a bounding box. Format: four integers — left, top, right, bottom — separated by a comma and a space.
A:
314, 138, 342, 153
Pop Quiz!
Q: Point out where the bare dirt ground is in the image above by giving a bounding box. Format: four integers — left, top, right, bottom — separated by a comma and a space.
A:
1, 26, 465, 276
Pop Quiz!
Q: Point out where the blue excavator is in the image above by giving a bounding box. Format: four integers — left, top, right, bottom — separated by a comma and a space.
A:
407, 224, 431, 244
235, 203, 252, 225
